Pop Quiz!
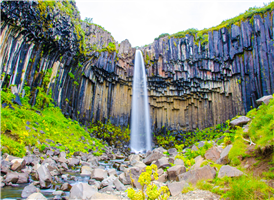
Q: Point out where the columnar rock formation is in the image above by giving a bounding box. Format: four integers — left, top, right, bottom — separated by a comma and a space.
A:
1, 1, 273, 132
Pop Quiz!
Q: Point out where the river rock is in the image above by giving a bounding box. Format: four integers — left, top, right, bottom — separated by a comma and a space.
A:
59, 152, 66, 158
5, 171, 19, 183
58, 157, 67, 163
11, 159, 26, 171
113, 178, 126, 191
177, 165, 216, 185
154, 157, 171, 169
143, 151, 164, 165
101, 175, 117, 187
61, 182, 72, 191
168, 180, 188, 196
81, 165, 93, 175
218, 165, 244, 178
90, 192, 120, 199
69, 183, 98, 199
1, 160, 12, 174
168, 148, 178, 157
217, 144, 233, 164
157, 173, 167, 182
256, 95, 273, 106
61, 162, 68, 170
119, 172, 131, 185
128, 154, 141, 165
91, 168, 108, 181
205, 147, 220, 162
107, 168, 117, 176
68, 158, 80, 168
174, 158, 184, 166
167, 165, 186, 181
191, 155, 204, 170
37, 165, 52, 188
26, 192, 47, 200
21, 184, 40, 198
46, 150, 54, 157
17, 172, 29, 183
230, 116, 251, 127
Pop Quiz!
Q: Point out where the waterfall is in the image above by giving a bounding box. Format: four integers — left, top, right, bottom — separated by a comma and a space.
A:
130, 50, 151, 153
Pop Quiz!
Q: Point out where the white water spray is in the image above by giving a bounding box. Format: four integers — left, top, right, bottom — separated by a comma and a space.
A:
130, 50, 151, 153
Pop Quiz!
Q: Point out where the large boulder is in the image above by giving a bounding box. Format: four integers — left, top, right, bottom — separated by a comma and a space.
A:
230, 116, 251, 127
11, 159, 26, 171
119, 172, 131, 185
91, 168, 108, 181
5, 171, 19, 183
154, 157, 171, 169
69, 183, 98, 199
37, 165, 52, 188
216, 145, 233, 164
256, 95, 273, 106
168, 148, 178, 157
26, 192, 47, 200
205, 147, 220, 162
191, 155, 204, 170
17, 172, 29, 183
167, 181, 188, 196
143, 151, 164, 165
1, 160, 12, 174
218, 165, 244, 178
113, 178, 126, 191
61, 182, 72, 191
167, 165, 186, 181
90, 192, 120, 199
178, 165, 216, 185
68, 158, 80, 168
101, 175, 117, 188
21, 184, 40, 198
81, 165, 93, 176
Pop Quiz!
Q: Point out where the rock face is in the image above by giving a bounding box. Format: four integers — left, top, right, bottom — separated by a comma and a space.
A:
1, 1, 273, 133
69, 183, 98, 199
178, 165, 216, 185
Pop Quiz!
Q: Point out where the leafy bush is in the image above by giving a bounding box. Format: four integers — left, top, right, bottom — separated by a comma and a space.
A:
126, 164, 170, 200
89, 120, 130, 148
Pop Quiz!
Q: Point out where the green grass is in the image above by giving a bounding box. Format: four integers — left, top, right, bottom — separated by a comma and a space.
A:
246, 95, 274, 149
167, 2, 274, 44
1, 88, 106, 157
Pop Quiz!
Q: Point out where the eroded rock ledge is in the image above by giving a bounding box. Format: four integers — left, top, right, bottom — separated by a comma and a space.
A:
1, 1, 273, 132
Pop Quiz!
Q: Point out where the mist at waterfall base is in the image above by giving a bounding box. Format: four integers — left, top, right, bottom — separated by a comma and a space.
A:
130, 50, 152, 153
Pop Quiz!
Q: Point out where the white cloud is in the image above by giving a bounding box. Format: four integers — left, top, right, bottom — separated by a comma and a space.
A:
75, 0, 271, 47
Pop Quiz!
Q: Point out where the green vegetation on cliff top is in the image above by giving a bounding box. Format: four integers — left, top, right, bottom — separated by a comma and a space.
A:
154, 2, 274, 44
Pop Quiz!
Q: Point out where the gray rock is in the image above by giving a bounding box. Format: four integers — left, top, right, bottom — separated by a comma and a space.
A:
67, 158, 80, 168
91, 168, 108, 181
37, 165, 52, 188
101, 175, 117, 187
168, 148, 178, 157
167, 165, 186, 181
113, 178, 126, 191
59, 152, 66, 158
178, 165, 216, 185
191, 155, 204, 170
21, 184, 40, 198
5, 171, 19, 183
205, 147, 220, 162
61, 182, 72, 191
11, 159, 26, 171
99, 184, 115, 192
174, 158, 184, 166
256, 95, 273, 106
128, 154, 141, 165
90, 192, 120, 199
154, 157, 171, 169
218, 165, 244, 178
52, 190, 64, 196
118, 172, 131, 185
88, 179, 101, 189
230, 116, 251, 127
168, 180, 188, 196
17, 172, 29, 183
1, 160, 12, 174
143, 151, 164, 165
26, 192, 47, 200
69, 183, 98, 199
217, 145, 233, 164
46, 150, 54, 156
157, 173, 168, 182
107, 168, 117, 177
81, 165, 93, 176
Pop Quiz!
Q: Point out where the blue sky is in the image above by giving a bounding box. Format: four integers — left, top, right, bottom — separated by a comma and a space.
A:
75, 0, 271, 47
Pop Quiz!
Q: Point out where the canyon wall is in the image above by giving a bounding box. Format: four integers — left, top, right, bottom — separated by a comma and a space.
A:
1, 1, 273, 133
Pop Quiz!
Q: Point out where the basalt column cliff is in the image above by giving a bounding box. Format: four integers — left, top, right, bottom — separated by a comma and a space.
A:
1, 1, 273, 132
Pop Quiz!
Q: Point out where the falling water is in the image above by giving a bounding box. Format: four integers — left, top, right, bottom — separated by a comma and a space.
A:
130, 50, 151, 153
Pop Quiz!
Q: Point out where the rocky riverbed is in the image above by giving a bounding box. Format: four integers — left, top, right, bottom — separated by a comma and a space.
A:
1, 139, 243, 200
